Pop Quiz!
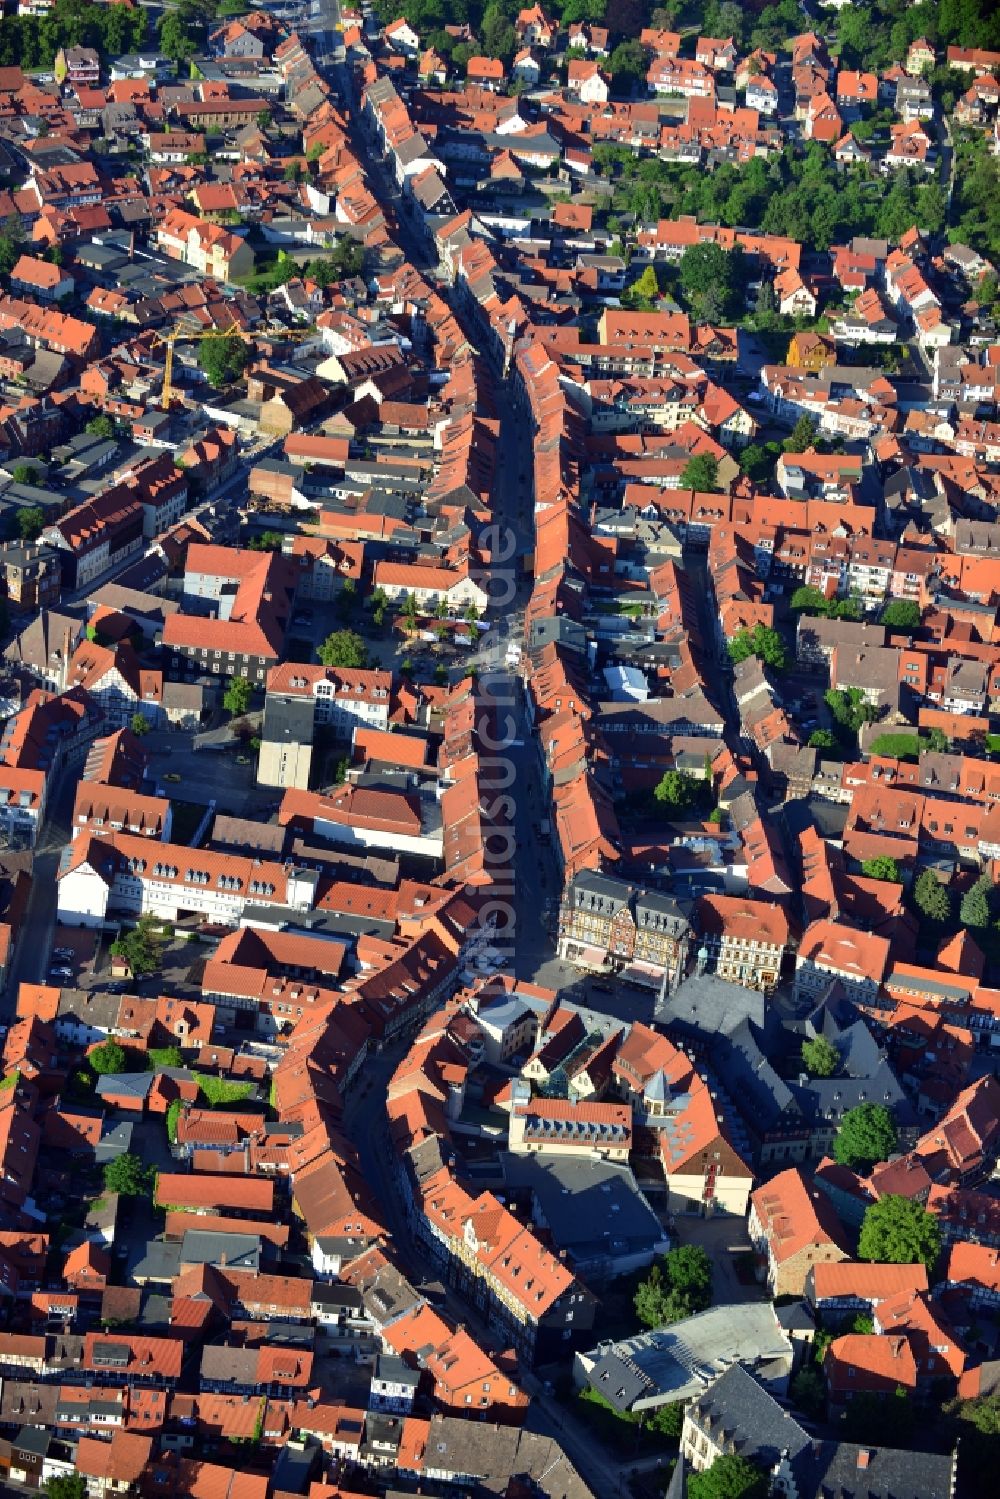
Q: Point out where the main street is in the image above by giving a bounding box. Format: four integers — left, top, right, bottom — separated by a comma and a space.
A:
342, 1053, 649, 1499
2, 759, 76, 1015
315, 36, 664, 1497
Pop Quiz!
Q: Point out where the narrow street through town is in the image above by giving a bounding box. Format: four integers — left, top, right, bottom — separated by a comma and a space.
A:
3, 762, 76, 1016
324, 56, 649, 1497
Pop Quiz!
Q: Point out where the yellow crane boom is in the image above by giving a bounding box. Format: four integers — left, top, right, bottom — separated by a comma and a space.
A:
152, 323, 319, 410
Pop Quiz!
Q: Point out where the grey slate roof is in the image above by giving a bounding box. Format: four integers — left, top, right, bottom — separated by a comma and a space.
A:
501, 1154, 664, 1268
95, 1072, 153, 1103
425, 1414, 593, 1499
690, 1365, 956, 1499
582, 1304, 793, 1412
179, 1230, 261, 1272
662, 973, 767, 1041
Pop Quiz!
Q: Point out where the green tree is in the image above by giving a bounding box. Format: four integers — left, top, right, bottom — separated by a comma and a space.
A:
790, 1363, 825, 1419
623, 263, 661, 310
635, 1245, 712, 1327
680, 453, 720, 492
317, 629, 369, 669
197, 332, 249, 387
739, 443, 772, 482
783, 414, 818, 453
859, 1194, 941, 1271
825, 687, 874, 737
16, 506, 44, 541
728, 623, 787, 672
103, 1151, 151, 1197
790, 585, 831, 615
880, 599, 922, 631
646, 1400, 684, 1437
223, 677, 252, 717
480, 1, 515, 59
834, 1102, 898, 1172
688, 1454, 767, 1499
12, 463, 39, 485
609, 38, 646, 88
166, 1097, 183, 1145
247, 530, 284, 552
843, 1385, 916, 1446
663, 1244, 712, 1307
679, 241, 743, 318
158, 11, 197, 63
0, 221, 23, 279
89, 1040, 127, 1075
924, 727, 950, 753
148, 1045, 184, 1070
913, 869, 952, 925
861, 855, 899, 883
130, 713, 150, 737
808, 729, 835, 750
960, 874, 994, 929
653, 769, 698, 809
109, 915, 164, 978
335, 575, 358, 620
801, 1034, 839, 1078
45, 1478, 87, 1499
86, 414, 116, 439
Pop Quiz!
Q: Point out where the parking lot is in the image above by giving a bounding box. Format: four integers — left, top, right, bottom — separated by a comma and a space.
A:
48, 919, 212, 1001
141, 728, 278, 818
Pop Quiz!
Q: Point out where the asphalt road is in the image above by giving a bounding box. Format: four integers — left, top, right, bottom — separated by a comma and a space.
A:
342, 1053, 633, 1499
3, 757, 78, 1014
319, 52, 660, 1493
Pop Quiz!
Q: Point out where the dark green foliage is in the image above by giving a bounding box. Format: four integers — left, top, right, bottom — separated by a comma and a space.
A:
103, 1151, 152, 1197
801, 1035, 839, 1078
223, 678, 251, 717
824, 687, 875, 738
679, 243, 746, 320
89, 1040, 126, 1075
960, 874, 995, 929
109, 915, 164, 977
652, 772, 698, 811
913, 869, 952, 925
318, 629, 369, 668
789, 1364, 825, 1419
688, 1454, 767, 1499
880, 599, 922, 631
842, 1386, 917, 1447
635, 1245, 712, 1328
16, 506, 44, 540
808, 730, 835, 750
859, 1194, 941, 1271
197, 333, 249, 387
680, 453, 720, 492
729, 624, 787, 672
834, 1102, 898, 1171
0, 1, 146, 73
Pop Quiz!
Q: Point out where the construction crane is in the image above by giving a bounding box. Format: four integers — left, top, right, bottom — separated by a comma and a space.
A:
152, 323, 320, 410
